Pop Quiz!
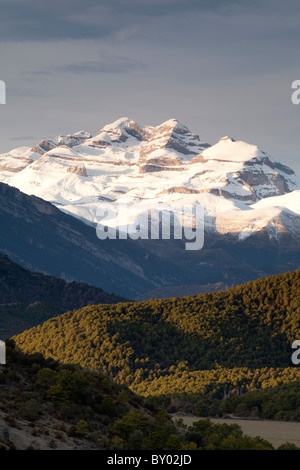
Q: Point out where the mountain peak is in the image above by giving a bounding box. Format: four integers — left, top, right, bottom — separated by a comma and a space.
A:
154, 119, 190, 135
138, 119, 208, 167
93, 117, 144, 144
202, 138, 262, 163
159, 118, 187, 128
218, 136, 236, 143
25, 131, 92, 159
100, 117, 132, 130
72, 130, 92, 140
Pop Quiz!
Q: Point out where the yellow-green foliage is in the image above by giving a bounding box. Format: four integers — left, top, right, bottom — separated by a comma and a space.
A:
14, 270, 300, 407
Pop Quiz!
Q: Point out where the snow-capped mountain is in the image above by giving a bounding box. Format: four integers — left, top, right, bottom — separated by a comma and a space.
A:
1, 117, 299, 241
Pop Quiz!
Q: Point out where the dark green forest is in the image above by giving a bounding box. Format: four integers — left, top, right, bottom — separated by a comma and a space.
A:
0, 340, 279, 450
0, 254, 126, 338
13, 270, 300, 419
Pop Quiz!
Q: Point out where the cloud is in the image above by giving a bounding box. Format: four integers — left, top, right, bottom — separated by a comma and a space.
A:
56, 55, 146, 75
1, 0, 299, 177
24, 52, 146, 77
0, 0, 265, 42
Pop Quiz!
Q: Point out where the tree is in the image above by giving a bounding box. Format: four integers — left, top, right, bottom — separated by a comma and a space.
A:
75, 420, 88, 437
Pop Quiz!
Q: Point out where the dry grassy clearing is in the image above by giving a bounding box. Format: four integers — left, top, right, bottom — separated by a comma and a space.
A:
174, 414, 300, 449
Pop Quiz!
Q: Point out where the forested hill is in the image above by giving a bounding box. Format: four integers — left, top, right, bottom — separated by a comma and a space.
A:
14, 270, 300, 388
0, 254, 125, 307
0, 340, 275, 450
0, 254, 126, 339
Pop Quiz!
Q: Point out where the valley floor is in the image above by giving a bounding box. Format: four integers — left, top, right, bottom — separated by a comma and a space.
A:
172, 414, 300, 449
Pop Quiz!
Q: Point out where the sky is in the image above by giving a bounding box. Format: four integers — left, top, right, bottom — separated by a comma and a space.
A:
1, 0, 300, 174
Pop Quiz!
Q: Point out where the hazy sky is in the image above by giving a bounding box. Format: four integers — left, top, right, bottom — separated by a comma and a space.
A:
1, 0, 300, 174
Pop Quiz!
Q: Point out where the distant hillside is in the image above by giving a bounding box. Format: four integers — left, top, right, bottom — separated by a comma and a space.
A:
0, 182, 190, 298
14, 270, 300, 409
1, 182, 299, 301
0, 254, 125, 339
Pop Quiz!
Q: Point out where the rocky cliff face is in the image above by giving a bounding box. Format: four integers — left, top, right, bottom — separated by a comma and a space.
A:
138, 119, 210, 171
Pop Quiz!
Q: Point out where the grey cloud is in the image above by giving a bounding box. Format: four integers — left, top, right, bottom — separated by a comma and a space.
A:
24, 53, 146, 77
0, 0, 262, 42
56, 56, 146, 75
1, 0, 300, 178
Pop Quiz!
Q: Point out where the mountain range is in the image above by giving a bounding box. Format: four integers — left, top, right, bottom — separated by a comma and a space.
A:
1, 117, 299, 242
0, 118, 299, 298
